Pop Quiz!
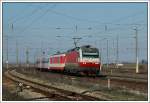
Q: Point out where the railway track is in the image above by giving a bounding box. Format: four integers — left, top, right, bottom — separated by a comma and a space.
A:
16, 68, 148, 93
108, 75, 147, 83
3, 68, 148, 100
4, 70, 104, 101
101, 68, 147, 80
60, 72, 148, 94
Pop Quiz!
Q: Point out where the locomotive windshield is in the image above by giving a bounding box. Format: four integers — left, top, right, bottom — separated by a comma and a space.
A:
80, 45, 99, 59
82, 53, 99, 58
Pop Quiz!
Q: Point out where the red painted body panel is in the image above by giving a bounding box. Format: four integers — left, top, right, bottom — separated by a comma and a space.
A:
66, 51, 79, 63
53, 57, 58, 63
50, 55, 66, 64
79, 62, 100, 69
50, 58, 52, 64
60, 56, 66, 64
49, 54, 66, 71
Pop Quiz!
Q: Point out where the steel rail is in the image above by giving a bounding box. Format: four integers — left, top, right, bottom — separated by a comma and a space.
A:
5, 70, 104, 101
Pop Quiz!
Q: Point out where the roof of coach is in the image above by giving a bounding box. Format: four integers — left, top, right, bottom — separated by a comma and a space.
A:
50, 51, 66, 57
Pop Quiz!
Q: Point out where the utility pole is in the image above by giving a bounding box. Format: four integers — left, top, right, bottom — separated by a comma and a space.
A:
40, 41, 43, 70
107, 39, 109, 68
99, 41, 102, 72
99, 48, 102, 71
116, 35, 119, 68
26, 47, 29, 68
112, 39, 115, 64
99, 38, 106, 71
133, 27, 139, 73
34, 51, 36, 68
16, 40, 19, 67
105, 25, 109, 68
6, 37, 8, 69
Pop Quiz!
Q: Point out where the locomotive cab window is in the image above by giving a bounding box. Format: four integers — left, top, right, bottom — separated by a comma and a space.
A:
82, 52, 99, 58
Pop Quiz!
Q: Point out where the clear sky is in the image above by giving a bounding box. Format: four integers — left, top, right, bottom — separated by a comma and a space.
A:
2, 2, 148, 64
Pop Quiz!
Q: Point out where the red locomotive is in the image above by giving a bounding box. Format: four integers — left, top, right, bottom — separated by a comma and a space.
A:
49, 45, 100, 75
37, 45, 101, 75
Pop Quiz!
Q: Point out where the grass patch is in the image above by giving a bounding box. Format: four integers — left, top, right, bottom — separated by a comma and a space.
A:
97, 87, 147, 101
2, 86, 25, 101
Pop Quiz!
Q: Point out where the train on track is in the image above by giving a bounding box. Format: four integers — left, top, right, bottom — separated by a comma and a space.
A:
36, 45, 101, 75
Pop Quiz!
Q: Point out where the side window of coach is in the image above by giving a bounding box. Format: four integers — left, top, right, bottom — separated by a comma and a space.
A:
58, 57, 60, 63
